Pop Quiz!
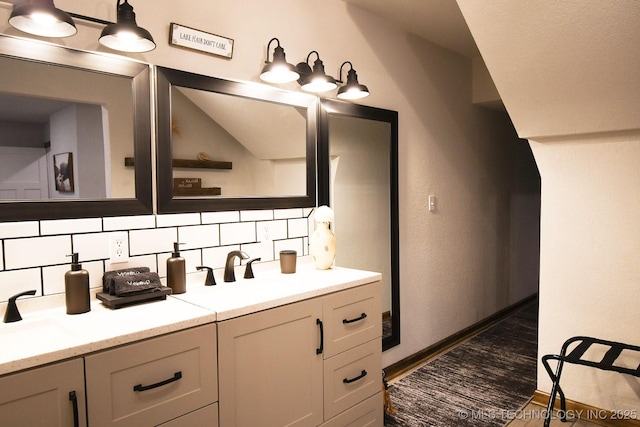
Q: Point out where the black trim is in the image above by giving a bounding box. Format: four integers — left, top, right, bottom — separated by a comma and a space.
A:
155, 66, 318, 213
318, 99, 400, 352
0, 35, 153, 222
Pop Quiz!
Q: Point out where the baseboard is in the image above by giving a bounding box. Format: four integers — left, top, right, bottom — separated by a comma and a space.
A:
383, 294, 538, 380
532, 391, 640, 427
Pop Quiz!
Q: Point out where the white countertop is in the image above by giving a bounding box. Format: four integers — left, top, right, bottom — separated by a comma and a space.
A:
174, 257, 382, 321
0, 257, 380, 376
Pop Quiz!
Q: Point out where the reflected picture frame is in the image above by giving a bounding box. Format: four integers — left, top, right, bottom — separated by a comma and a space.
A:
53, 152, 74, 193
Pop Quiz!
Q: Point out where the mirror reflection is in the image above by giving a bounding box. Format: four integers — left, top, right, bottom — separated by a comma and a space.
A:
0, 54, 135, 200
171, 86, 307, 197
156, 66, 317, 213
0, 35, 152, 222
320, 100, 400, 351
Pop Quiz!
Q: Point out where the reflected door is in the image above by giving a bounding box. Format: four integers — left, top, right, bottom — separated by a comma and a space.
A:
0, 147, 48, 199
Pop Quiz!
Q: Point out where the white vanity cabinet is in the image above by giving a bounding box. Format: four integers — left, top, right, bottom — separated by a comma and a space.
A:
85, 323, 218, 427
0, 358, 87, 427
218, 282, 383, 427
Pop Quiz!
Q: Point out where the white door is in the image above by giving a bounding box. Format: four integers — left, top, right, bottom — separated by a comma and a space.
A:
0, 146, 49, 199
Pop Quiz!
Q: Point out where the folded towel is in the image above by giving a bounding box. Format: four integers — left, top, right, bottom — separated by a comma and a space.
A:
111, 272, 162, 297
103, 267, 151, 294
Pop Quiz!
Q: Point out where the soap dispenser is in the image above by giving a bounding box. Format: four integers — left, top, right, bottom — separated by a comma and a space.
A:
167, 242, 186, 294
65, 253, 90, 315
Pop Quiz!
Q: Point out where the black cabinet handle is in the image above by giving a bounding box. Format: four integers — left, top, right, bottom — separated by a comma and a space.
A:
343, 370, 368, 384
133, 371, 182, 392
316, 319, 324, 355
68, 391, 79, 427
343, 313, 367, 324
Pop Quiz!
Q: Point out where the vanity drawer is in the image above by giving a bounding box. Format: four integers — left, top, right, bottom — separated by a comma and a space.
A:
157, 402, 218, 427
85, 323, 217, 427
322, 282, 381, 358
320, 393, 383, 427
323, 338, 382, 420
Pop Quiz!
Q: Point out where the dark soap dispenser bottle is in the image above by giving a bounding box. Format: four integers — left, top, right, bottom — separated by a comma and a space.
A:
167, 242, 186, 294
65, 253, 91, 315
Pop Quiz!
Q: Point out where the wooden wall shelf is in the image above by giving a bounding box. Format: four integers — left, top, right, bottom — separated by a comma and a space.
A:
125, 157, 232, 170
173, 187, 222, 196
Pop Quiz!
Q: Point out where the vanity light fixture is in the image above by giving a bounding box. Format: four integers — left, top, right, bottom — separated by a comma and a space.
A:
9, 0, 77, 38
99, 0, 156, 53
336, 61, 370, 100
259, 38, 300, 84
296, 51, 337, 93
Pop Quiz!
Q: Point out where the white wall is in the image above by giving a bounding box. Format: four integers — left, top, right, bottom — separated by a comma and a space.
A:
459, 0, 640, 411
0, 0, 537, 370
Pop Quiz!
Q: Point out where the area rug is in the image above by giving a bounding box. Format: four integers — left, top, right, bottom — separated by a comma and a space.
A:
385, 300, 538, 427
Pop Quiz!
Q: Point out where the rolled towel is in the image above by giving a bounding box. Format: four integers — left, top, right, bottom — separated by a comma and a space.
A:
111, 272, 163, 297
103, 267, 151, 294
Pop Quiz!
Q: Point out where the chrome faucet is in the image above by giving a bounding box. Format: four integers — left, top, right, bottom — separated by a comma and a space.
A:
224, 250, 249, 282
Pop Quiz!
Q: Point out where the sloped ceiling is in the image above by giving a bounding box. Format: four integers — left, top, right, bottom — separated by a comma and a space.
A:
342, 0, 480, 58
457, 0, 640, 139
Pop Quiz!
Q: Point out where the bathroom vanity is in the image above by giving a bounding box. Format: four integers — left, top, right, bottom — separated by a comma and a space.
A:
0, 261, 382, 427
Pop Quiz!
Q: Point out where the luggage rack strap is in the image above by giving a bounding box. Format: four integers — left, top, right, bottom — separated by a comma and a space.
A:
541, 336, 640, 427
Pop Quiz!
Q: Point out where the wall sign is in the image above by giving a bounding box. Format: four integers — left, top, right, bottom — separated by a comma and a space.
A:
169, 23, 234, 59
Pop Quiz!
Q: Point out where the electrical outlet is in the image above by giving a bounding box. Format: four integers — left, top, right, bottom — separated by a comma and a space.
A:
109, 232, 129, 264
260, 223, 272, 242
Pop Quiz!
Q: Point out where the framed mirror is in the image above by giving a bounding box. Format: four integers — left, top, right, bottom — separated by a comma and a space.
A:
155, 66, 318, 213
0, 35, 153, 222
319, 99, 400, 351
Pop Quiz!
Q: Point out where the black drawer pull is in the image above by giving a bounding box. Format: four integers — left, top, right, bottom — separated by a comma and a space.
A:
133, 371, 182, 392
343, 370, 368, 384
316, 318, 324, 355
69, 391, 79, 427
343, 313, 367, 324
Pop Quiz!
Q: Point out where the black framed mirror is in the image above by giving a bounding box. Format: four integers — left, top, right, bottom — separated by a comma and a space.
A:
0, 35, 153, 222
319, 99, 400, 351
155, 66, 318, 213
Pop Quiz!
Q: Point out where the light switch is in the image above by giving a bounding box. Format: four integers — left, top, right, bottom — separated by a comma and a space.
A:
428, 195, 436, 212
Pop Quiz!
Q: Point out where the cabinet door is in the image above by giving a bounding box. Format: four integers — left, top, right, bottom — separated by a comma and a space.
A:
0, 358, 86, 427
218, 298, 323, 427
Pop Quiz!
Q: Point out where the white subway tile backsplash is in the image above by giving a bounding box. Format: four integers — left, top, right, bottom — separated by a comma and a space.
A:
158, 249, 202, 277
0, 221, 39, 238
103, 215, 156, 231
258, 220, 287, 241
105, 254, 157, 274
220, 222, 256, 246
42, 261, 104, 296
178, 224, 219, 249
288, 218, 308, 238
202, 211, 240, 224
241, 210, 273, 221
40, 218, 102, 235
202, 245, 238, 270
2, 207, 313, 303
130, 228, 177, 256
5, 235, 71, 269
156, 213, 201, 228
73, 233, 111, 261
42, 264, 69, 295
274, 208, 304, 219
0, 268, 42, 301
274, 238, 303, 257
242, 241, 274, 263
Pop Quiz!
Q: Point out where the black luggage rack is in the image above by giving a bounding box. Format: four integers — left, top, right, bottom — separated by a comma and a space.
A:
541, 336, 640, 427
